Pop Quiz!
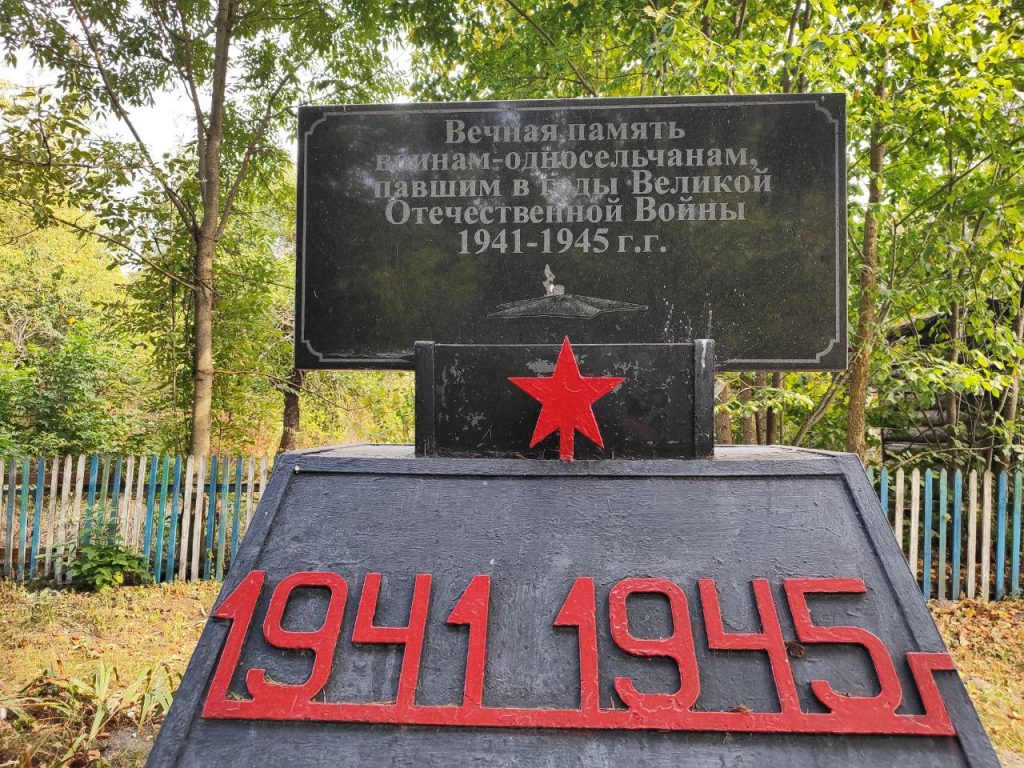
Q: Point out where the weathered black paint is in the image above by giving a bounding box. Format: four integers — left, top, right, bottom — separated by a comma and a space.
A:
295, 94, 847, 371
414, 341, 714, 458
149, 446, 997, 768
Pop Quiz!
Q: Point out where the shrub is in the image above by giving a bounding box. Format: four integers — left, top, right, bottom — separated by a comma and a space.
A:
70, 540, 152, 592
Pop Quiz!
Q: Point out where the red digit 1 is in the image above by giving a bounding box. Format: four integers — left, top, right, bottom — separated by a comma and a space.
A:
608, 577, 700, 712
203, 570, 265, 716
699, 578, 800, 714
554, 577, 600, 713
246, 571, 348, 708
783, 577, 903, 715
447, 575, 491, 707
352, 573, 432, 709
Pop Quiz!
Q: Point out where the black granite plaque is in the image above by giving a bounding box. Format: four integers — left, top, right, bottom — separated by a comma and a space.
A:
296, 94, 846, 371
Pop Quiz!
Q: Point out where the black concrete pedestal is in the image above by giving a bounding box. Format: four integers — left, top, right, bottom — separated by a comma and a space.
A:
149, 446, 998, 768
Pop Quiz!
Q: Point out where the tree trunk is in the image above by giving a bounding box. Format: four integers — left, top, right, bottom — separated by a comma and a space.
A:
998, 281, 1024, 464
188, 0, 233, 458
766, 371, 782, 444
715, 379, 733, 444
190, 236, 216, 457
847, 78, 888, 461
739, 374, 757, 444
278, 368, 305, 454
754, 371, 767, 444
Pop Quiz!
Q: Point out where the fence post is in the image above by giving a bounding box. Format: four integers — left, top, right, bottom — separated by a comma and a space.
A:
19, 458, 30, 580
245, 457, 256, 527
131, 456, 147, 550
938, 468, 948, 600
29, 459, 44, 580
55, 456, 72, 583
231, 456, 243, 564
967, 471, 978, 599
996, 471, 1008, 600
118, 457, 135, 544
83, 455, 98, 547
108, 457, 122, 544
166, 456, 182, 583
922, 469, 933, 599
981, 472, 993, 602
895, 468, 905, 554
879, 468, 889, 524
909, 469, 920, 580
1013, 471, 1022, 598
216, 457, 229, 581
178, 456, 195, 582
191, 455, 206, 582
204, 456, 218, 581
44, 459, 58, 578
154, 456, 171, 582
2, 459, 10, 579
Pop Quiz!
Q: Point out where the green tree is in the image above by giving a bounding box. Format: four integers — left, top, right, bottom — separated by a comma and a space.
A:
1, 0, 398, 456
0, 202, 156, 454
408, 0, 1024, 464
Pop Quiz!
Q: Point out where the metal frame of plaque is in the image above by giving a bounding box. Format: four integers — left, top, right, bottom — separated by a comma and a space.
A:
295, 94, 846, 372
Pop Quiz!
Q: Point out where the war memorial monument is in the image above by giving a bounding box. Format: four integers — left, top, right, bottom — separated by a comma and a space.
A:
148, 94, 1000, 767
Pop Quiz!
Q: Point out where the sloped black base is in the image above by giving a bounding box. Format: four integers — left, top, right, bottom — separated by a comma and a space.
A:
150, 446, 998, 768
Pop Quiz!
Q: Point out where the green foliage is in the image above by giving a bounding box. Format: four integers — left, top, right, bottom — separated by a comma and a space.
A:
0, 202, 158, 456
411, 0, 1024, 463
71, 539, 152, 592
1, 661, 176, 766
2, 0, 1022, 463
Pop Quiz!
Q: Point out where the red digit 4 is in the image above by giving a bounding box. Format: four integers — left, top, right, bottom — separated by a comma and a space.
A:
352, 573, 433, 710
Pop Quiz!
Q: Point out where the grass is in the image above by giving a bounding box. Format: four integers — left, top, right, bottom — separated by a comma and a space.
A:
0, 583, 1021, 766
0, 581, 219, 767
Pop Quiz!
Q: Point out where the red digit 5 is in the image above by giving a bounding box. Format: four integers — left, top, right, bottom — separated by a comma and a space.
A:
608, 577, 700, 712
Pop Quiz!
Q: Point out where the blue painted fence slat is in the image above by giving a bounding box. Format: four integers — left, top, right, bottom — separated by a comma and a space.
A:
880, 468, 889, 524
84, 455, 99, 546
5, 455, 1022, 596
18, 458, 29, 581
204, 456, 218, 581
98, 456, 110, 533
938, 469, 948, 600
923, 470, 933, 599
952, 470, 963, 601
5, 461, 15, 580
143, 456, 158, 561
29, 459, 44, 580
109, 457, 123, 543
165, 456, 182, 583
996, 472, 1008, 600
154, 456, 171, 582
1013, 472, 1022, 598
231, 456, 243, 562
216, 457, 229, 581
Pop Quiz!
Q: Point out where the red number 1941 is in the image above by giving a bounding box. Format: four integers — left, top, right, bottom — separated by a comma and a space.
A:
202, 570, 956, 736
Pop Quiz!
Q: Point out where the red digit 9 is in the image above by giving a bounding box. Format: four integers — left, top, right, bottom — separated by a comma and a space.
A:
608, 577, 700, 712
246, 571, 348, 707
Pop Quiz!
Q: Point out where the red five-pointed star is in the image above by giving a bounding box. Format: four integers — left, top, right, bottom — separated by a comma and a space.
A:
509, 337, 625, 461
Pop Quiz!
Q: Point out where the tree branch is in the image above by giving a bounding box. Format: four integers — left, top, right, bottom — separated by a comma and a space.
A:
66, 0, 196, 231
44, 208, 197, 290
214, 72, 292, 242
503, 0, 599, 97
